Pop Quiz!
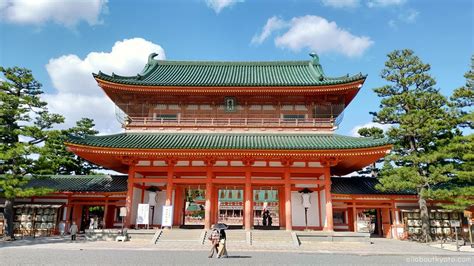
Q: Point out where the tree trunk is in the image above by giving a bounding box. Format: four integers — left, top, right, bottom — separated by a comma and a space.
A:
4, 198, 15, 240
418, 192, 432, 243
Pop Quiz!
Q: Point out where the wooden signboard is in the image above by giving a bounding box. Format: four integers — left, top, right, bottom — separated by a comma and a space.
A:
161, 205, 173, 228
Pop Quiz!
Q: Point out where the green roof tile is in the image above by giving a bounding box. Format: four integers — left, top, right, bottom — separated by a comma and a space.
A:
67, 133, 390, 150
331, 177, 415, 195
23, 175, 127, 192
93, 53, 366, 87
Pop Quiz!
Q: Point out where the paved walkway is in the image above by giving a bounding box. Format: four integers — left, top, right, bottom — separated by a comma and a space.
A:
1, 236, 473, 256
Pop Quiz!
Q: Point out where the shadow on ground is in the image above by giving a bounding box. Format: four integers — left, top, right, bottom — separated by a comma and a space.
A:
0, 235, 87, 248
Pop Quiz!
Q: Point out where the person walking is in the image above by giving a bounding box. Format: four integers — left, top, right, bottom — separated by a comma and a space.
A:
217, 229, 228, 258
89, 217, 95, 230
208, 229, 220, 258
70, 221, 78, 241
58, 220, 66, 236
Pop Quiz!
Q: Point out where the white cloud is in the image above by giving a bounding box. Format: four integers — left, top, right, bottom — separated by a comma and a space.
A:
44, 38, 166, 133
205, 0, 243, 14
367, 0, 406, 8
398, 9, 419, 23
321, 0, 360, 8
251, 16, 287, 45
388, 9, 419, 29
350, 122, 391, 137
0, 0, 108, 27
254, 15, 373, 57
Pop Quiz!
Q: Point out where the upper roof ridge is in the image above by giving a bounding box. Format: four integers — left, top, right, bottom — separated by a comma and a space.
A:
93, 52, 366, 87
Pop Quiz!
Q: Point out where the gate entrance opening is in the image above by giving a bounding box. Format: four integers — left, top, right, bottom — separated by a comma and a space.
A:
253, 188, 280, 228
217, 188, 244, 226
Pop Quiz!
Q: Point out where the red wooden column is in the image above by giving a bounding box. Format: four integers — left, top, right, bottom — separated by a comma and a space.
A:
244, 166, 253, 231
377, 208, 383, 236
278, 186, 286, 228
204, 159, 215, 230
283, 161, 292, 231
165, 160, 175, 206
125, 165, 135, 228
103, 196, 109, 228
173, 186, 183, 226
64, 194, 72, 231
381, 208, 391, 238
352, 205, 357, 232
323, 167, 334, 231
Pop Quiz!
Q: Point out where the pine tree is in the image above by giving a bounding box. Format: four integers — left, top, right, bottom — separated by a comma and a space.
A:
0, 67, 64, 240
357, 127, 385, 177
35, 118, 101, 175
425, 56, 474, 211
370, 50, 456, 242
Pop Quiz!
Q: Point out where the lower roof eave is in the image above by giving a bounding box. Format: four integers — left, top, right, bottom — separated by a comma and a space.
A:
333, 194, 417, 199
65, 143, 392, 175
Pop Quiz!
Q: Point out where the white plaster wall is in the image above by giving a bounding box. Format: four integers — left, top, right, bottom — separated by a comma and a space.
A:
131, 187, 140, 224
291, 191, 320, 227
143, 191, 167, 225
132, 187, 177, 225
320, 190, 327, 227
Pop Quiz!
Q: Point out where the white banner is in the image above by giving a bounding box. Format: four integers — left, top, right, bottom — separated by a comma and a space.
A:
136, 204, 150, 225
162, 205, 174, 227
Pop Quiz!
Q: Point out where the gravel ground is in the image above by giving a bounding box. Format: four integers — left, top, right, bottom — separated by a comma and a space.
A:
0, 248, 473, 266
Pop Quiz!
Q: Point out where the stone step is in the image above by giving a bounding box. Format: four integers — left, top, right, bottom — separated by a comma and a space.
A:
158, 229, 202, 242
225, 232, 247, 242
127, 230, 157, 241
251, 231, 293, 243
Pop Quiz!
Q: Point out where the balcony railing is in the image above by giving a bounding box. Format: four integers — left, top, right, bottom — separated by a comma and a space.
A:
124, 117, 336, 129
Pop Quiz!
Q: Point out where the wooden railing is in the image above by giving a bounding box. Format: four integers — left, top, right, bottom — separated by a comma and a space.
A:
125, 117, 335, 128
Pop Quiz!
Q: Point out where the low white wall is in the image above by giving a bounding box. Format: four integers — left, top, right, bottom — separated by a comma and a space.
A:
291, 191, 320, 227
133, 189, 173, 225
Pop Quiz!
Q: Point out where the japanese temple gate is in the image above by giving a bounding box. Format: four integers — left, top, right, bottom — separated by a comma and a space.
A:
64, 53, 394, 232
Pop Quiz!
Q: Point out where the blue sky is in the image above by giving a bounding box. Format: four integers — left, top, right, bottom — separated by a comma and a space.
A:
0, 0, 472, 135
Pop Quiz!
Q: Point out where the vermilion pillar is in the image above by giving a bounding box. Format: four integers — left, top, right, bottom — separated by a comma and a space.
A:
323, 167, 334, 231
381, 208, 391, 238
204, 165, 213, 230
165, 163, 174, 205
244, 169, 253, 231
352, 205, 357, 232
204, 182, 213, 230
284, 168, 292, 231
125, 166, 135, 228
103, 197, 109, 229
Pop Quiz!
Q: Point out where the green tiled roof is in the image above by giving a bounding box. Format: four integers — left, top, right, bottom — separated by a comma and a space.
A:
93, 53, 366, 87
331, 177, 415, 195
67, 133, 390, 150
13, 176, 414, 195
24, 175, 127, 192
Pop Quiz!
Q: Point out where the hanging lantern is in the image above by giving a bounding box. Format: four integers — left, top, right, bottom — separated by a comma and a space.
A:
264, 189, 268, 200
220, 190, 225, 199
255, 190, 259, 201
237, 190, 241, 199
228, 189, 232, 199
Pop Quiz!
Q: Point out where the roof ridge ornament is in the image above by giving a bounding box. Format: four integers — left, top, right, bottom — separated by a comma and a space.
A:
148, 52, 159, 64
309, 52, 325, 81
